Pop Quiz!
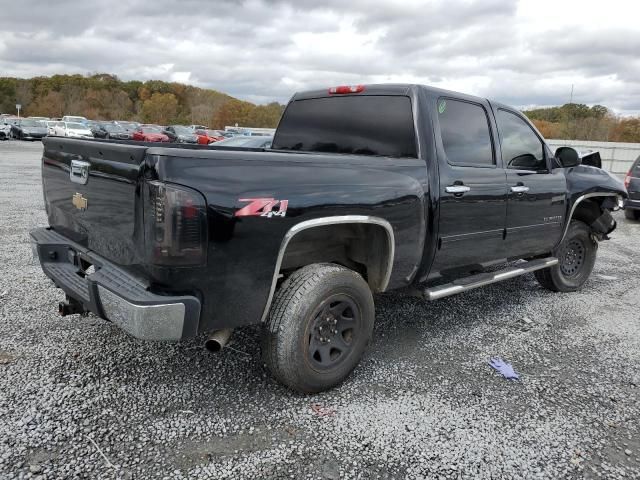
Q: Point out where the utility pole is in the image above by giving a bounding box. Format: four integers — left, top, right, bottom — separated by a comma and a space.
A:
566, 84, 574, 140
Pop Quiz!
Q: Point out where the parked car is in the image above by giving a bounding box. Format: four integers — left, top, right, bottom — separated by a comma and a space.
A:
623, 155, 640, 220
113, 121, 140, 132
163, 125, 198, 144
131, 125, 170, 142
61, 115, 88, 124
45, 121, 62, 136
51, 121, 93, 138
189, 124, 208, 132
212, 135, 273, 148
10, 119, 48, 140
91, 122, 132, 140
195, 129, 227, 144
0, 120, 11, 140
31, 83, 626, 393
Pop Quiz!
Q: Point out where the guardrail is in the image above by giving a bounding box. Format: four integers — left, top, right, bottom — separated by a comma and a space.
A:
546, 139, 639, 174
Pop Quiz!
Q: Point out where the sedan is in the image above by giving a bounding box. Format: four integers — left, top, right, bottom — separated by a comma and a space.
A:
10, 119, 48, 140
163, 125, 198, 144
91, 123, 132, 140
0, 121, 11, 140
131, 125, 170, 143
195, 129, 228, 144
51, 122, 94, 138
212, 135, 273, 149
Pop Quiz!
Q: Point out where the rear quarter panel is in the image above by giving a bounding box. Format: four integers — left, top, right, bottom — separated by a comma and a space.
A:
148, 149, 428, 331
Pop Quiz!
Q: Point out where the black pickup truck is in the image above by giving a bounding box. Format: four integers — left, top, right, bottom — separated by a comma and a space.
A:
31, 84, 627, 392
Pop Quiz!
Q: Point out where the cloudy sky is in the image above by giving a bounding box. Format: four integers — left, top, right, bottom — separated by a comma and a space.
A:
1, 0, 639, 114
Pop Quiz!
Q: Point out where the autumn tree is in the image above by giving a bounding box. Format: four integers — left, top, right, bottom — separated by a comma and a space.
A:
140, 92, 179, 125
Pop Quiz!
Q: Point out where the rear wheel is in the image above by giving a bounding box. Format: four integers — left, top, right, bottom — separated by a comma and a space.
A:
261, 263, 374, 393
624, 209, 639, 220
535, 220, 597, 292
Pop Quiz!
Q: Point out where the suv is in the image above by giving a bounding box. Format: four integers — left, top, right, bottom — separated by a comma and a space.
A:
624, 155, 640, 220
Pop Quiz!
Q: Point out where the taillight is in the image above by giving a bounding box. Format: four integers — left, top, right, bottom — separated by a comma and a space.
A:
624, 171, 631, 190
328, 85, 365, 94
144, 181, 207, 266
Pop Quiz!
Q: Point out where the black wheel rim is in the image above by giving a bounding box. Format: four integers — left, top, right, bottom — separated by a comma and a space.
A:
306, 294, 361, 372
560, 238, 586, 277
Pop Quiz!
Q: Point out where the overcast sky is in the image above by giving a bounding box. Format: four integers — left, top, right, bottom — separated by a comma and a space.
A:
1, 0, 639, 114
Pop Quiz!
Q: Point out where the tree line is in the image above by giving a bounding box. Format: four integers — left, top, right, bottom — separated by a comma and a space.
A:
524, 103, 640, 143
0, 74, 285, 129
1, 74, 639, 142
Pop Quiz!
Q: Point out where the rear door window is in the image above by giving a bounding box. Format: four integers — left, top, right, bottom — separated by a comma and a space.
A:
272, 95, 417, 158
437, 98, 494, 167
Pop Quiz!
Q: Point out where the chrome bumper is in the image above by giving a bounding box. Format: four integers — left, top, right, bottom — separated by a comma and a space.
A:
30, 228, 200, 341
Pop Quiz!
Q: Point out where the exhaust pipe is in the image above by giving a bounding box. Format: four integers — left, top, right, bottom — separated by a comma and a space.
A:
204, 329, 234, 353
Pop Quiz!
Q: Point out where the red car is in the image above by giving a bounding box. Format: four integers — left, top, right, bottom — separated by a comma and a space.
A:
132, 125, 170, 142
195, 129, 227, 145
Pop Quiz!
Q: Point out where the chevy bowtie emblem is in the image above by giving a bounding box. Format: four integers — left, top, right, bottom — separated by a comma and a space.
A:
72, 192, 88, 211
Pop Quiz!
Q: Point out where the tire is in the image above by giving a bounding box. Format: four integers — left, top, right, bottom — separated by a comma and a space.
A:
534, 220, 597, 292
261, 263, 375, 393
624, 209, 639, 221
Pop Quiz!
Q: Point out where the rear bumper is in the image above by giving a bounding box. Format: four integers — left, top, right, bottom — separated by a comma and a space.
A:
30, 227, 200, 341
624, 198, 640, 211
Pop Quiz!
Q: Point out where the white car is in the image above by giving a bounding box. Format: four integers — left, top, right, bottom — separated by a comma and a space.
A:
0, 121, 11, 140
61, 115, 88, 124
46, 121, 62, 136
52, 122, 93, 138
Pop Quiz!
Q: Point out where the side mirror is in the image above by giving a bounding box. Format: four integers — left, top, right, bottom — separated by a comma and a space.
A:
555, 147, 581, 168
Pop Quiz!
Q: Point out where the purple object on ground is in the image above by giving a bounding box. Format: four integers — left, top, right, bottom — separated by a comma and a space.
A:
489, 357, 520, 380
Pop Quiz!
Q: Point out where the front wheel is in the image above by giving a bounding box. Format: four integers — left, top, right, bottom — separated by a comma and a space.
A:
535, 220, 597, 292
261, 263, 374, 393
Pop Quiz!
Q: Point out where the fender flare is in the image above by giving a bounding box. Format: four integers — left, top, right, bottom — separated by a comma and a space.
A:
260, 215, 395, 322
557, 192, 619, 246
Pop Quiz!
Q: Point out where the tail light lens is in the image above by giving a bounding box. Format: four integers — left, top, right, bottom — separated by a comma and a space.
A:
144, 181, 207, 266
624, 171, 631, 190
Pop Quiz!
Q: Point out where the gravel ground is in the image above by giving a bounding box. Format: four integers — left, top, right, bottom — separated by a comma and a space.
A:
0, 139, 639, 479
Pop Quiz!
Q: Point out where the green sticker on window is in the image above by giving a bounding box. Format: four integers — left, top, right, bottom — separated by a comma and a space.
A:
438, 99, 447, 114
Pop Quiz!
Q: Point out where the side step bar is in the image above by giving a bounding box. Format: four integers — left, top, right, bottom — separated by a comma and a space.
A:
424, 257, 558, 301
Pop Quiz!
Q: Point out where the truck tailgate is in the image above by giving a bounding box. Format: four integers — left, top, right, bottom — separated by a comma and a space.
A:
41, 138, 148, 265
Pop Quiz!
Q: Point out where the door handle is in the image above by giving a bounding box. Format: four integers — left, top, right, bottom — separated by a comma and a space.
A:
511, 185, 530, 193
445, 185, 471, 195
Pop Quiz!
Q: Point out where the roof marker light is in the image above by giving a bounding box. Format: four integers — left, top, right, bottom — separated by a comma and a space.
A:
328, 85, 365, 94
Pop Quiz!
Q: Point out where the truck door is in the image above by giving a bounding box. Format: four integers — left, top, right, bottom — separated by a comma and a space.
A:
493, 107, 566, 258
430, 97, 508, 273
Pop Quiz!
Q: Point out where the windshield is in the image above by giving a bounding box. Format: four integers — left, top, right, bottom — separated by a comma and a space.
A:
20, 120, 44, 128
272, 95, 417, 158
66, 122, 87, 129
104, 124, 124, 132
171, 126, 192, 135
141, 126, 162, 133
66, 117, 85, 123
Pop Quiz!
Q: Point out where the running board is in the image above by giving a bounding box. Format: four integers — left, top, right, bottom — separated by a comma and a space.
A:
423, 257, 558, 301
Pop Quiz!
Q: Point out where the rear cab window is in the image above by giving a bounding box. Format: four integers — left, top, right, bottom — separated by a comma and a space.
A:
272, 95, 417, 158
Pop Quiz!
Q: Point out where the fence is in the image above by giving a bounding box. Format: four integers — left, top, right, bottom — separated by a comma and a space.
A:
546, 139, 640, 174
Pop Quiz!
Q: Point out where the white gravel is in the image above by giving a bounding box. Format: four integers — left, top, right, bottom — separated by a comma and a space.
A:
0, 139, 639, 479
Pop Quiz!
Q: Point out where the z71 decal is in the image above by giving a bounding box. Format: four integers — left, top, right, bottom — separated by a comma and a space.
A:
235, 198, 289, 218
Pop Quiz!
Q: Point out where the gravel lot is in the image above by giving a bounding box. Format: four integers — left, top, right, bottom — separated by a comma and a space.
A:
0, 140, 639, 479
